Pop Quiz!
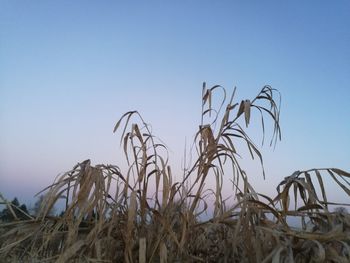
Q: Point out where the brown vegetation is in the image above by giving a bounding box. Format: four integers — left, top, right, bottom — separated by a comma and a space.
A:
0, 84, 349, 262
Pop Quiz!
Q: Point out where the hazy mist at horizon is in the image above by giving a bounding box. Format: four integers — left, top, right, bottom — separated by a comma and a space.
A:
1, 1, 349, 209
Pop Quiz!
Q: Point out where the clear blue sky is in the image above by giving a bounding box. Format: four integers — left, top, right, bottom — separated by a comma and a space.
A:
1, 1, 349, 207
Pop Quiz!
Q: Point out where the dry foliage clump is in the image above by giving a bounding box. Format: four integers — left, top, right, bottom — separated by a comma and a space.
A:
0, 83, 349, 262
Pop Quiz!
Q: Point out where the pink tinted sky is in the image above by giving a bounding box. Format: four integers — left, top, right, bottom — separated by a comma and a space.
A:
0, 1, 349, 209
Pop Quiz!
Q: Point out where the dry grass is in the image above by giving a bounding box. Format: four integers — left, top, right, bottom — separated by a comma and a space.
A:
1, 83, 349, 262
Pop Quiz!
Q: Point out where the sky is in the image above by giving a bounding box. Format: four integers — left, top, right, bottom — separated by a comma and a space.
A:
1, 1, 349, 209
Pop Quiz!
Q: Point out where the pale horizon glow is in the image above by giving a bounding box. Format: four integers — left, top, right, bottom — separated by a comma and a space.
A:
1, 1, 349, 209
